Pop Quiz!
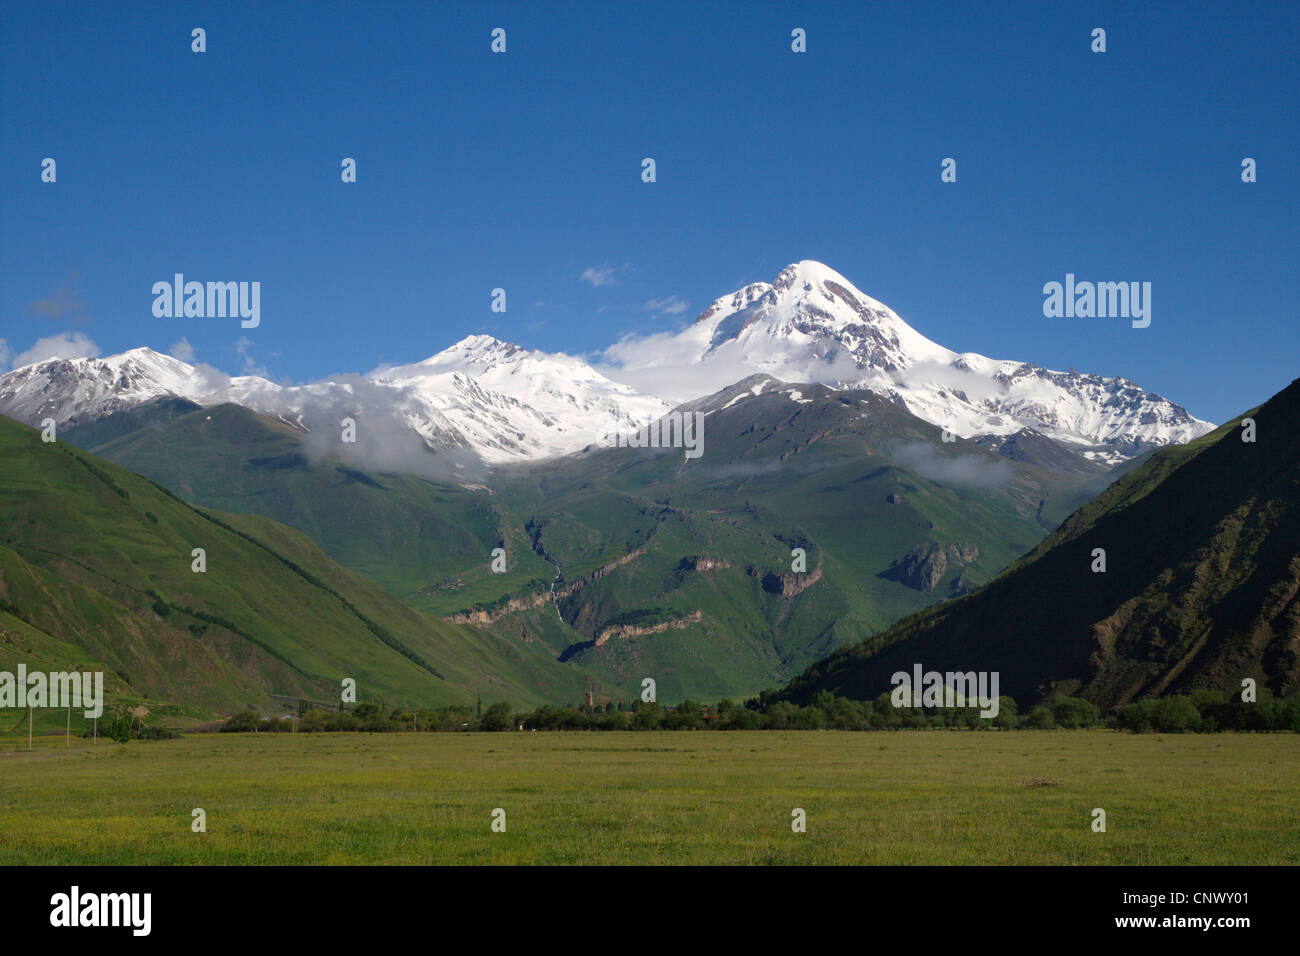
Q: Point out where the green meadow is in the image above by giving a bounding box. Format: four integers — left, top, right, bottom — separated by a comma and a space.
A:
1, 730, 1296, 865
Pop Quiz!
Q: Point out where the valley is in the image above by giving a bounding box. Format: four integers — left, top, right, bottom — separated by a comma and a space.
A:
3, 262, 1281, 718
48, 375, 1107, 704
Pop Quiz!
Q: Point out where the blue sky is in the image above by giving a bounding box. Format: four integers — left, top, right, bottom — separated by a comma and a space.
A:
2, 0, 1296, 424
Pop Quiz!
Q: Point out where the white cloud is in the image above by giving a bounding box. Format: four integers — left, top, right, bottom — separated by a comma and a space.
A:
895, 359, 1009, 404
169, 337, 196, 363
191, 363, 232, 396
580, 264, 630, 287
0, 339, 9, 370
580, 266, 616, 287
891, 441, 1014, 489
597, 334, 765, 402
643, 295, 690, 316
234, 337, 268, 377
596, 328, 874, 404
12, 331, 100, 369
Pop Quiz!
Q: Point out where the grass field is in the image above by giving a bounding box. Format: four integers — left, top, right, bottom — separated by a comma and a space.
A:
1, 730, 1296, 865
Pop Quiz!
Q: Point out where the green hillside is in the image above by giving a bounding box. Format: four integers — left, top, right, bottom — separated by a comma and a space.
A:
0, 414, 606, 718
67, 401, 555, 614
487, 379, 1103, 699
63, 381, 1113, 702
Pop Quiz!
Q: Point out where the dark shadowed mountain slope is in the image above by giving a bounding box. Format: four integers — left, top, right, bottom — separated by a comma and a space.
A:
766, 378, 1300, 709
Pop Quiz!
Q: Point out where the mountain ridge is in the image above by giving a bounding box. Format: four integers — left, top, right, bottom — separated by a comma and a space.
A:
0, 261, 1214, 467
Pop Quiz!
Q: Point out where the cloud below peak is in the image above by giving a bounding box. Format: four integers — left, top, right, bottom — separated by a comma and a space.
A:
170, 337, 196, 363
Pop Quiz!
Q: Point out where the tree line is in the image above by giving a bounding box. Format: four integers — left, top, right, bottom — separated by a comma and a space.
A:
217, 687, 1300, 734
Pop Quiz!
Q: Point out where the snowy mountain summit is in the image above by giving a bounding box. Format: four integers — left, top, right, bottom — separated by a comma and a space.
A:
0, 348, 213, 425
367, 334, 669, 461
0, 260, 1213, 465
610, 260, 1213, 462
0, 338, 668, 465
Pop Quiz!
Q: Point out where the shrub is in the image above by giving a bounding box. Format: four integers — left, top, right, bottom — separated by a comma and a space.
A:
135, 725, 180, 740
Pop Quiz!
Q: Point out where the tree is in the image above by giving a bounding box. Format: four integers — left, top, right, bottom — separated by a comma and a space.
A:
352, 701, 392, 731
299, 709, 330, 732
1189, 689, 1227, 731
1050, 695, 1100, 729
1241, 688, 1281, 731
631, 702, 661, 730
991, 696, 1018, 729
764, 702, 794, 730
1112, 700, 1155, 733
1022, 706, 1056, 730
597, 709, 630, 731
1151, 696, 1201, 733
220, 711, 261, 734
810, 690, 836, 713
663, 701, 703, 730
792, 705, 826, 730
481, 701, 513, 732
1281, 695, 1300, 732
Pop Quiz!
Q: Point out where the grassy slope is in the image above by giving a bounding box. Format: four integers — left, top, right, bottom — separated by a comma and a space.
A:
69, 386, 1098, 703
70, 403, 556, 615
490, 387, 1064, 699
0, 415, 605, 716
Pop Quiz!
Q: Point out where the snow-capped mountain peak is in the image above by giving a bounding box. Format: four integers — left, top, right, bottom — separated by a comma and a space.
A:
694, 260, 953, 370
414, 334, 525, 372
0, 347, 211, 426
369, 337, 669, 462
603, 260, 1214, 462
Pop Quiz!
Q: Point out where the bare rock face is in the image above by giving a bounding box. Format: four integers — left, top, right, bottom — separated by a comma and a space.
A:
442, 591, 550, 626
595, 609, 703, 646
677, 555, 733, 572
881, 540, 980, 592
748, 564, 824, 597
